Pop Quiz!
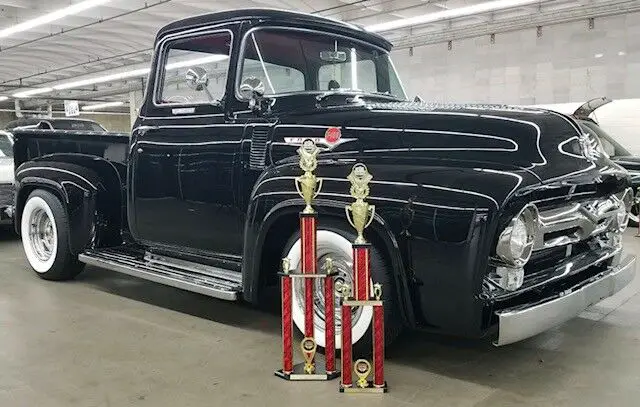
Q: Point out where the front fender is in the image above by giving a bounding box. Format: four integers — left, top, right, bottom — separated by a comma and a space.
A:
15, 161, 101, 254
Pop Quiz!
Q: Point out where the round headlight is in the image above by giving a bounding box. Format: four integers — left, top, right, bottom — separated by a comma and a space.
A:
496, 204, 539, 266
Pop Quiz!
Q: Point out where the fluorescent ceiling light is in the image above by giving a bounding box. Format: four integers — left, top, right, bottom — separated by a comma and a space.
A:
166, 54, 228, 70
0, 96, 8, 101
13, 87, 53, 98
366, 0, 543, 32
14, 54, 229, 97
82, 101, 124, 111
0, 0, 112, 39
53, 68, 150, 90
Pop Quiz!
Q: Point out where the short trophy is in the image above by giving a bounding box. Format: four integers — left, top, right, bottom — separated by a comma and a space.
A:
340, 164, 387, 393
275, 138, 339, 381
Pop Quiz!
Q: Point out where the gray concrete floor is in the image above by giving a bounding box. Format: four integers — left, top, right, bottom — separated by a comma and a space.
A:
1, 229, 640, 407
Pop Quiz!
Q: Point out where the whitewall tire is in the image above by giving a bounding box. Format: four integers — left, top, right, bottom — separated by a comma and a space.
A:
283, 223, 402, 353
20, 190, 84, 280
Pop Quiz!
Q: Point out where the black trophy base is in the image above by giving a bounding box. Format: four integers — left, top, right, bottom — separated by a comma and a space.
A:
340, 381, 388, 393
275, 362, 340, 381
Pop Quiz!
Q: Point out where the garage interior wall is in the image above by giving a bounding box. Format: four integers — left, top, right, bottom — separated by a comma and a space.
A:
392, 11, 640, 105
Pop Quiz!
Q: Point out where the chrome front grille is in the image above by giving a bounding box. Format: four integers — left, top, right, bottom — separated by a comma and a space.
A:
534, 191, 630, 251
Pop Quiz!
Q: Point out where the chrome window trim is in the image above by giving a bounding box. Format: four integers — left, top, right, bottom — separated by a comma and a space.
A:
234, 25, 402, 102
152, 26, 236, 109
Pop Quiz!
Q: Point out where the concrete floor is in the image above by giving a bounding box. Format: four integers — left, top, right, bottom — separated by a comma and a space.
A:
1, 229, 640, 407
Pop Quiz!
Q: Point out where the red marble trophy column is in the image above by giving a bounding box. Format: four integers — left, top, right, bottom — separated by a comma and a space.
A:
300, 213, 316, 340
373, 303, 384, 387
353, 244, 370, 301
324, 275, 336, 373
281, 274, 293, 374
341, 303, 353, 388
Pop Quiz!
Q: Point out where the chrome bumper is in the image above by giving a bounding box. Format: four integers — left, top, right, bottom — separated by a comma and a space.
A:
495, 254, 636, 346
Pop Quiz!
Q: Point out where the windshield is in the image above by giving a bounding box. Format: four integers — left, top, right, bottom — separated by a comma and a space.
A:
0, 133, 13, 158
239, 28, 406, 99
51, 120, 106, 132
578, 120, 630, 157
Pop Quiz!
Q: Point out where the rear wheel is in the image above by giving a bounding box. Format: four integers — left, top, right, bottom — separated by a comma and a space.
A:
283, 221, 402, 354
21, 190, 84, 280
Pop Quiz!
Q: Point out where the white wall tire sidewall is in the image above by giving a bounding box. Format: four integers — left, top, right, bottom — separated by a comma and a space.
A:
21, 196, 58, 273
288, 230, 373, 348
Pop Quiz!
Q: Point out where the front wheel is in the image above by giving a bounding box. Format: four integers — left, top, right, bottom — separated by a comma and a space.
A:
283, 223, 402, 354
21, 190, 84, 280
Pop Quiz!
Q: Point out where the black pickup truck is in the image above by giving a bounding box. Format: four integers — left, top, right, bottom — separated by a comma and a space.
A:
12, 9, 636, 349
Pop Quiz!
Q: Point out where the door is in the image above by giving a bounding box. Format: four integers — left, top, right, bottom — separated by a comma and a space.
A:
130, 29, 245, 257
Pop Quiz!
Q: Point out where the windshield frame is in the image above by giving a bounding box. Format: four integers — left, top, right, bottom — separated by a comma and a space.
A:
234, 25, 407, 101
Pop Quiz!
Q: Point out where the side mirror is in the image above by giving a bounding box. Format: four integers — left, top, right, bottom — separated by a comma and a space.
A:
185, 67, 209, 91
239, 77, 266, 100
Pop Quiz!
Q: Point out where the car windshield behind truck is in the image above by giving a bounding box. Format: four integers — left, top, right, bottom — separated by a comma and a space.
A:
0, 133, 13, 158
239, 28, 406, 99
578, 120, 630, 158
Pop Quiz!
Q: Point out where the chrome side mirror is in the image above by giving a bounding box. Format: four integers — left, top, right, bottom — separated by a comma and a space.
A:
239, 77, 265, 100
185, 67, 209, 91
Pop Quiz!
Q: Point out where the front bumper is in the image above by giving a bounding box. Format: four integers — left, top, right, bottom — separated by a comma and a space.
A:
495, 254, 636, 346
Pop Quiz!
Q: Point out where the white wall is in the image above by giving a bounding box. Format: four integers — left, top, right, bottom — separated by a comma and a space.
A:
392, 11, 640, 105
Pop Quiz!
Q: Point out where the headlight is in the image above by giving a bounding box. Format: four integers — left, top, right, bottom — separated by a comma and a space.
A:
496, 204, 539, 266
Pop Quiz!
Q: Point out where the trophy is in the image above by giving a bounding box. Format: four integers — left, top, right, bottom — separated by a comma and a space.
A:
275, 139, 339, 381
340, 164, 387, 393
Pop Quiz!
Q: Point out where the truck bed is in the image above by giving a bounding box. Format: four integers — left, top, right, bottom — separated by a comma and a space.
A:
12, 128, 130, 169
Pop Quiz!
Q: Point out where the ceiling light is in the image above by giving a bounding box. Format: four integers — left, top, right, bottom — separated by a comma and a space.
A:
53, 68, 150, 90
366, 0, 544, 32
165, 54, 228, 70
0, 96, 8, 101
594, 53, 603, 58
13, 87, 53, 98
0, 0, 112, 39
82, 101, 124, 111
618, 51, 626, 56
13, 54, 229, 97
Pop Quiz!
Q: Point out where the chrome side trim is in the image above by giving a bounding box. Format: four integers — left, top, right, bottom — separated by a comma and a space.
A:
495, 255, 636, 346
79, 251, 241, 301
144, 252, 242, 283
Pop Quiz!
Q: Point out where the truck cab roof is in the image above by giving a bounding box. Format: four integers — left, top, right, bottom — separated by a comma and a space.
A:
156, 8, 392, 51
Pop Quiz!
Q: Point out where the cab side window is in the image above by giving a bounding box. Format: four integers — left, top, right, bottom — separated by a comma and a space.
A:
158, 31, 232, 105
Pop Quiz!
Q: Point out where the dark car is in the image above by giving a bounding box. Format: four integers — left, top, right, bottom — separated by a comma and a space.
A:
0, 131, 13, 225
4, 117, 107, 132
570, 97, 640, 223
9, 9, 635, 350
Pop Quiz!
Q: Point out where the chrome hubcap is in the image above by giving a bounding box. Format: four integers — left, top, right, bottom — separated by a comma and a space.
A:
28, 208, 55, 262
293, 249, 364, 335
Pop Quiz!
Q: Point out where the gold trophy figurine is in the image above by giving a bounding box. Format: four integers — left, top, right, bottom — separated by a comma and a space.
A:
345, 164, 375, 244
295, 139, 323, 214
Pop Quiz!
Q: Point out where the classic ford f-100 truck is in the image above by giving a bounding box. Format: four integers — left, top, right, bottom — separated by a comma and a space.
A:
12, 9, 636, 350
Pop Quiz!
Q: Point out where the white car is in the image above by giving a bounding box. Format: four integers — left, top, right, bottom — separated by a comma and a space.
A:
0, 131, 14, 225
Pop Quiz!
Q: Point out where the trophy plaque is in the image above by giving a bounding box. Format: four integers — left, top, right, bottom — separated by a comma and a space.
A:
340, 164, 388, 393
275, 139, 339, 381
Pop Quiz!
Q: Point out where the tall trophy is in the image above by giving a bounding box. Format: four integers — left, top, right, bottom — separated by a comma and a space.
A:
275, 139, 340, 381
340, 164, 387, 393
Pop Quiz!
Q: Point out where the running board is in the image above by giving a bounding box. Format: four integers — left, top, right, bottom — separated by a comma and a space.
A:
79, 248, 242, 301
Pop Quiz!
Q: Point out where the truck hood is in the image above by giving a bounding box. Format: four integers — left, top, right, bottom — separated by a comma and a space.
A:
273, 100, 626, 186
0, 157, 13, 184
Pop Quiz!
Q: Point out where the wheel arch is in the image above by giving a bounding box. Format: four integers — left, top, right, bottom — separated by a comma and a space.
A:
14, 160, 108, 254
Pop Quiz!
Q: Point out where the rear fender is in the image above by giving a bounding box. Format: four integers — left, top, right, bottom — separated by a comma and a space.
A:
15, 161, 101, 254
